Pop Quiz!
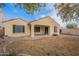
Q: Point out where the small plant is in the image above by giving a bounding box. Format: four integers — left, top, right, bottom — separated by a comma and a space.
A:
53, 34, 58, 36
8, 49, 17, 56
46, 53, 50, 56
8, 51, 17, 56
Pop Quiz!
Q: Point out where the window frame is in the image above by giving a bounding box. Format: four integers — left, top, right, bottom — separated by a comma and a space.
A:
13, 25, 25, 33
54, 26, 58, 32
34, 26, 40, 32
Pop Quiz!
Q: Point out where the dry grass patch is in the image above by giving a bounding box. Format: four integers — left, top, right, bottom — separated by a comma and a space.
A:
6, 35, 79, 56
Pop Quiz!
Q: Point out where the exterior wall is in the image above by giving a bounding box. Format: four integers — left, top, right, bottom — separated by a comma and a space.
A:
61, 28, 79, 35
3, 19, 30, 37
3, 17, 60, 37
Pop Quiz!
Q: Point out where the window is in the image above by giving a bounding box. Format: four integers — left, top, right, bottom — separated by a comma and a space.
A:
54, 26, 57, 32
13, 25, 25, 33
34, 26, 40, 32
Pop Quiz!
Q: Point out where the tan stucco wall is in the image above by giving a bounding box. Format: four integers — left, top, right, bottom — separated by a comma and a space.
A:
3, 19, 30, 37
31, 17, 60, 36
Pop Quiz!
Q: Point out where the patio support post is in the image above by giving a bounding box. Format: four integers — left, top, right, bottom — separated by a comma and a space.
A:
49, 26, 52, 36
31, 25, 34, 37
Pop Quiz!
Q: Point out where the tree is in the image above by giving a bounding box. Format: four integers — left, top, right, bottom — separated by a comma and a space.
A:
54, 3, 79, 22
16, 3, 46, 14
66, 23, 77, 29
0, 3, 6, 27
0, 3, 6, 8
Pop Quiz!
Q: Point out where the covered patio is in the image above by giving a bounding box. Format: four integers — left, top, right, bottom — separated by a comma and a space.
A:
34, 25, 50, 35
30, 24, 53, 37
30, 16, 60, 37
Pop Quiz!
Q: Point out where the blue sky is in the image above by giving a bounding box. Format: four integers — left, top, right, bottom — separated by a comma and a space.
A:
2, 3, 65, 27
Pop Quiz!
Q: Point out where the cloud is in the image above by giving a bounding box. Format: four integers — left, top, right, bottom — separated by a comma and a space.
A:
40, 15, 46, 18
35, 14, 47, 20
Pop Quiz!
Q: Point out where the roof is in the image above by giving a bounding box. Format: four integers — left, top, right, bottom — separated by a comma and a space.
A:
30, 16, 60, 26
3, 18, 29, 23
3, 16, 60, 26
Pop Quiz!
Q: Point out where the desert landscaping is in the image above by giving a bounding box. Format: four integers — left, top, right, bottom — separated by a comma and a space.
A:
3, 34, 79, 56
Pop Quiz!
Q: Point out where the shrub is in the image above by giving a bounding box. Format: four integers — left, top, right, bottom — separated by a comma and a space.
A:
66, 23, 77, 29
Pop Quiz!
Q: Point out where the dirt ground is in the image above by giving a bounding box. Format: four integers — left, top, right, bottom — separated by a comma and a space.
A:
6, 35, 79, 56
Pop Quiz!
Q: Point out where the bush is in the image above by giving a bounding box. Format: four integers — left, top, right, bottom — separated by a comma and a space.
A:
66, 23, 77, 29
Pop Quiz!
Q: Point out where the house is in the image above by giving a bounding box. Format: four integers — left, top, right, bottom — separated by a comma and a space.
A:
3, 16, 60, 37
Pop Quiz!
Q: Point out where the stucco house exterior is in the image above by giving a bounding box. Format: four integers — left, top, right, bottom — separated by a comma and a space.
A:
3, 16, 60, 37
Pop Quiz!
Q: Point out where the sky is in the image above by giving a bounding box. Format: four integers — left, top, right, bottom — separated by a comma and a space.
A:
2, 3, 65, 27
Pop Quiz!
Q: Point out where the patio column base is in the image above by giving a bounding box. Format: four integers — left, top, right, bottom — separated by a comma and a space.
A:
31, 35, 34, 37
